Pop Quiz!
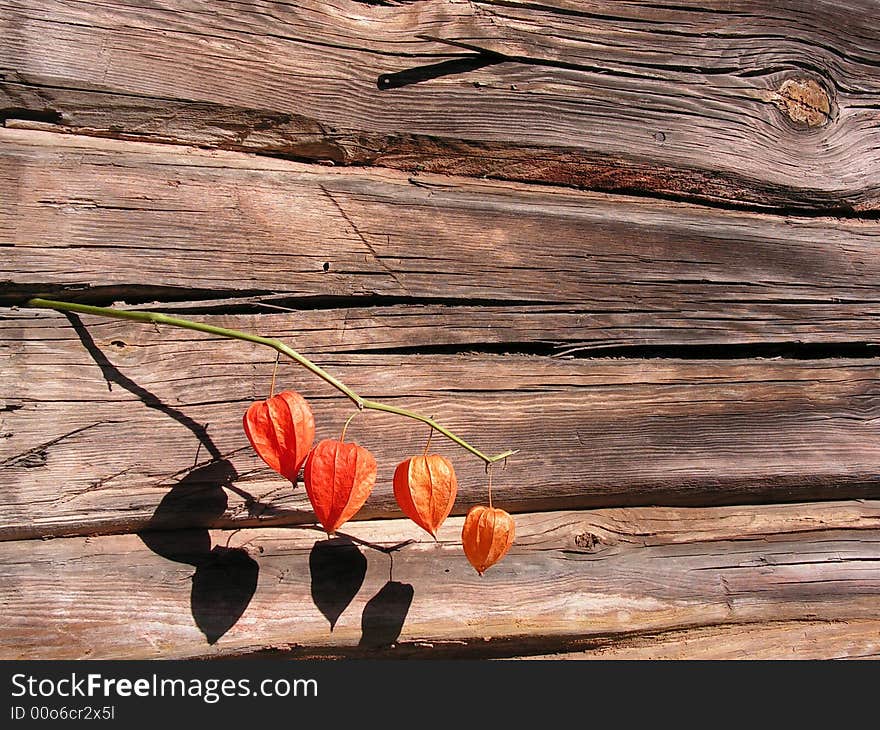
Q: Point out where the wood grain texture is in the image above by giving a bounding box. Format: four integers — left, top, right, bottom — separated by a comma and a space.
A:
4, 305, 880, 538
1, 503, 878, 659
2, 1, 879, 209
3, 1, 880, 662
4, 129, 880, 354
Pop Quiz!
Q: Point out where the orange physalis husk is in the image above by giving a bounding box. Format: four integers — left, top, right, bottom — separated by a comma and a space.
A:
304, 439, 377, 535
393, 454, 458, 538
461, 505, 515, 575
243, 390, 315, 483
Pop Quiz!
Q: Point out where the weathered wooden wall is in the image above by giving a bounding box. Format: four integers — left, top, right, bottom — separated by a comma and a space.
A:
2, 0, 879, 659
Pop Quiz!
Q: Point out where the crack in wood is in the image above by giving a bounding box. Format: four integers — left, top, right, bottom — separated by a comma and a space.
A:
319, 185, 410, 295
348, 340, 880, 360
54, 467, 133, 505
0, 106, 62, 125
1, 421, 119, 468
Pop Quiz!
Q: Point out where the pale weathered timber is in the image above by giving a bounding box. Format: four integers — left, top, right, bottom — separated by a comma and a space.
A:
1, 503, 878, 659
4, 304, 880, 539
4, 130, 880, 353
519, 620, 880, 660
2, 1, 880, 210
3, 0, 880, 664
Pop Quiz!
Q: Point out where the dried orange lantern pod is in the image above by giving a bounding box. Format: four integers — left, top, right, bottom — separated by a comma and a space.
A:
243, 390, 315, 483
304, 438, 377, 535
461, 505, 515, 575
393, 454, 458, 537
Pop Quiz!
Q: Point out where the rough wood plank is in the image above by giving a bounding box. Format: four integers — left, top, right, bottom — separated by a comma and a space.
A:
2, 503, 879, 659
4, 130, 880, 353
519, 620, 880, 660
4, 308, 880, 538
2, 1, 879, 209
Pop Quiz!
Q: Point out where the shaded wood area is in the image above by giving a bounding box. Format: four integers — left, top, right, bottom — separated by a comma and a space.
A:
1, 0, 880, 210
2, 1, 880, 660
522, 621, 880, 660
1, 503, 878, 659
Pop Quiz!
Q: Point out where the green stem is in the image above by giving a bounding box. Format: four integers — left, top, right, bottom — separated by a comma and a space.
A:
361, 400, 514, 463
339, 411, 358, 444
27, 297, 517, 465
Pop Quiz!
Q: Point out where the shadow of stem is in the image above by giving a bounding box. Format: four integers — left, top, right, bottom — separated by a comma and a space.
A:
68, 313, 260, 645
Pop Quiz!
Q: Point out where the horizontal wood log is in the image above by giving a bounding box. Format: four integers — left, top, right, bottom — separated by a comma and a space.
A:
4, 0, 880, 663
4, 306, 880, 538
2, 1, 879, 209
2, 503, 879, 659
4, 130, 880, 353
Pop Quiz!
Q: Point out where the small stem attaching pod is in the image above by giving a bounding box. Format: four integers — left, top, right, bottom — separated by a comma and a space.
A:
340, 411, 359, 444
423, 423, 434, 457
268, 352, 280, 399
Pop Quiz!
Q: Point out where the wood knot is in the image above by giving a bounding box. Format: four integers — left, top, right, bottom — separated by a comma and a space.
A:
574, 531, 601, 551
768, 78, 831, 128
